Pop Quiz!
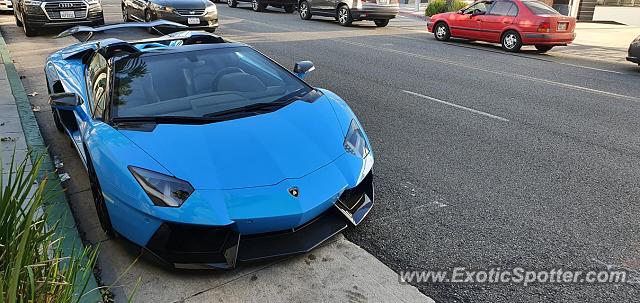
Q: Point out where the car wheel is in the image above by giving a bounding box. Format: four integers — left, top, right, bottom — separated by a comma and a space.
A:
434, 22, 450, 41
374, 19, 389, 27
252, 0, 266, 12
337, 5, 352, 26
534, 45, 554, 53
51, 108, 64, 132
501, 30, 522, 52
122, 5, 130, 22
145, 10, 155, 33
85, 148, 116, 238
21, 12, 37, 37
299, 1, 311, 20
284, 4, 294, 13
14, 11, 22, 27
227, 0, 237, 7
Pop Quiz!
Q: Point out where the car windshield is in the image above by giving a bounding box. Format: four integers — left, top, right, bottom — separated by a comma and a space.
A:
112, 46, 311, 119
523, 1, 560, 15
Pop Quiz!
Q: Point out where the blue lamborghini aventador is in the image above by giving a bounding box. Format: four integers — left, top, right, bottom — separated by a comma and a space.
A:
47, 22, 374, 269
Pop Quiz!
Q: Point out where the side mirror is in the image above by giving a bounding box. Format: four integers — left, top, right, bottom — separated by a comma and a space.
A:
49, 92, 83, 108
293, 61, 315, 79
49, 92, 90, 122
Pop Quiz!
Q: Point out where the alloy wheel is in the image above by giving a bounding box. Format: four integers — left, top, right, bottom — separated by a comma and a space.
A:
436, 24, 446, 39
503, 33, 517, 50
300, 2, 308, 18
338, 7, 348, 24
252, 0, 258, 10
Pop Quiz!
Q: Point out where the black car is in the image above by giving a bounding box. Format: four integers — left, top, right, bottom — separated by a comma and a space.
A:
122, 0, 218, 32
298, 0, 398, 27
227, 0, 296, 13
13, 0, 104, 36
627, 35, 640, 66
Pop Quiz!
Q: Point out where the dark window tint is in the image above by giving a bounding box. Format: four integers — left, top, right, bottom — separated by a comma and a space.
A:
523, 1, 560, 15
463, 1, 493, 14
489, 2, 515, 15
506, 3, 518, 16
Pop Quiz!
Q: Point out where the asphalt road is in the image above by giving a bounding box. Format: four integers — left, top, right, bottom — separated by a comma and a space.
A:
4, 2, 640, 302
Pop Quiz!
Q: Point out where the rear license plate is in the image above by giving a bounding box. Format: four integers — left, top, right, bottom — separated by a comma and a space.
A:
187, 17, 200, 25
59, 11, 75, 19
557, 22, 568, 31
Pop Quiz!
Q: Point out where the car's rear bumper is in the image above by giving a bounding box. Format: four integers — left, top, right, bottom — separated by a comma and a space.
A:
144, 172, 374, 269
351, 5, 398, 20
522, 32, 576, 45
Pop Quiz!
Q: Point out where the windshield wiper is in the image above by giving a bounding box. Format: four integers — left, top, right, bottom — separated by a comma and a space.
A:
203, 89, 314, 119
112, 116, 224, 125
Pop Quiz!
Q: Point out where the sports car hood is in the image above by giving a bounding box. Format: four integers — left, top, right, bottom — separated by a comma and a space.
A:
119, 96, 346, 190
154, 0, 210, 8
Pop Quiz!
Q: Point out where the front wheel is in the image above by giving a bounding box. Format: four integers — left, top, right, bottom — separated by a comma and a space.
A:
22, 13, 37, 37
374, 19, 389, 27
122, 5, 130, 22
299, 1, 311, 19
337, 5, 352, 26
284, 4, 294, 13
433, 22, 450, 41
252, 0, 266, 11
534, 45, 554, 53
501, 30, 522, 52
86, 150, 116, 238
227, 0, 237, 7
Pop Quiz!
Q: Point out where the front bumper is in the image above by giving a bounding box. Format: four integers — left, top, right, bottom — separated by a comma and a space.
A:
144, 172, 374, 269
628, 56, 640, 64
351, 4, 399, 20
153, 10, 218, 30
522, 32, 576, 45
22, 3, 103, 28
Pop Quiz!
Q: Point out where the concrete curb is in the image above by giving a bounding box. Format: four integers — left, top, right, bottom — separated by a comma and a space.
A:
0, 33, 102, 303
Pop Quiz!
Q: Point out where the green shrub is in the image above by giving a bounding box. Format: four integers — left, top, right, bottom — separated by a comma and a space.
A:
425, 0, 468, 16
0, 153, 99, 302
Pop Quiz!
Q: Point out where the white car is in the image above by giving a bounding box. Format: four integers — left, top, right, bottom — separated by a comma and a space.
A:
0, 0, 13, 11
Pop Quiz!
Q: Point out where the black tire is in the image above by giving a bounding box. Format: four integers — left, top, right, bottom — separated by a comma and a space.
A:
299, 1, 311, 20
145, 10, 154, 34
22, 13, 37, 37
227, 0, 237, 7
337, 5, 352, 27
374, 19, 389, 27
51, 108, 64, 132
122, 5, 130, 22
15, 11, 22, 27
534, 45, 554, 53
501, 30, 522, 52
85, 147, 116, 238
96, 17, 105, 26
284, 4, 294, 13
252, 0, 266, 12
433, 22, 450, 41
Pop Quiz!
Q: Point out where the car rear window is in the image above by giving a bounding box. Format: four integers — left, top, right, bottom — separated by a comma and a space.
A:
523, 1, 560, 15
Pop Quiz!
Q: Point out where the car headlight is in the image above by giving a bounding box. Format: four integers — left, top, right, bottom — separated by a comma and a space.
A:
24, 0, 41, 6
129, 166, 194, 207
149, 2, 174, 12
343, 119, 370, 159
205, 2, 217, 13
86, 0, 100, 5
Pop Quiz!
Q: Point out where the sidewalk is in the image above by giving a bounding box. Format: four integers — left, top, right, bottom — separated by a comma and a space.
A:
398, 3, 428, 20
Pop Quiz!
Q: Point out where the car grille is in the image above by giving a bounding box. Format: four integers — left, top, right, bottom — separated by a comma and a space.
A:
43, 1, 87, 20
175, 8, 204, 16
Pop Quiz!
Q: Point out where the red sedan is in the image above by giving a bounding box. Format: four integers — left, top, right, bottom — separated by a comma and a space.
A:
427, 0, 576, 52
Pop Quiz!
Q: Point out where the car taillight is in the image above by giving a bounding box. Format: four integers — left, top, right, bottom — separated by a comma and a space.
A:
537, 22, 551, 33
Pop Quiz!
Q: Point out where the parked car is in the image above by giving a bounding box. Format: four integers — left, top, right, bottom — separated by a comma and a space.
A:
298, 0, 399, 27
227, 0, 296, 13
0, 0, 13, 11
427, 0, 576, 52
47, 23, 375, 269
627, 35, 640, 66
13, 0, 104, 37
122, 0, 218, 32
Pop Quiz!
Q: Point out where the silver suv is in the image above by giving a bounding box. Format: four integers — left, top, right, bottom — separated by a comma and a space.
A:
298, 0, 398, 27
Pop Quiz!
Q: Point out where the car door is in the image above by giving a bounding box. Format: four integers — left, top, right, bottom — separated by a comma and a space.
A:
452, 1, 493, 39
477, 0, 518, 42
76, 53, 108, 164
309, 0, 335, 15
